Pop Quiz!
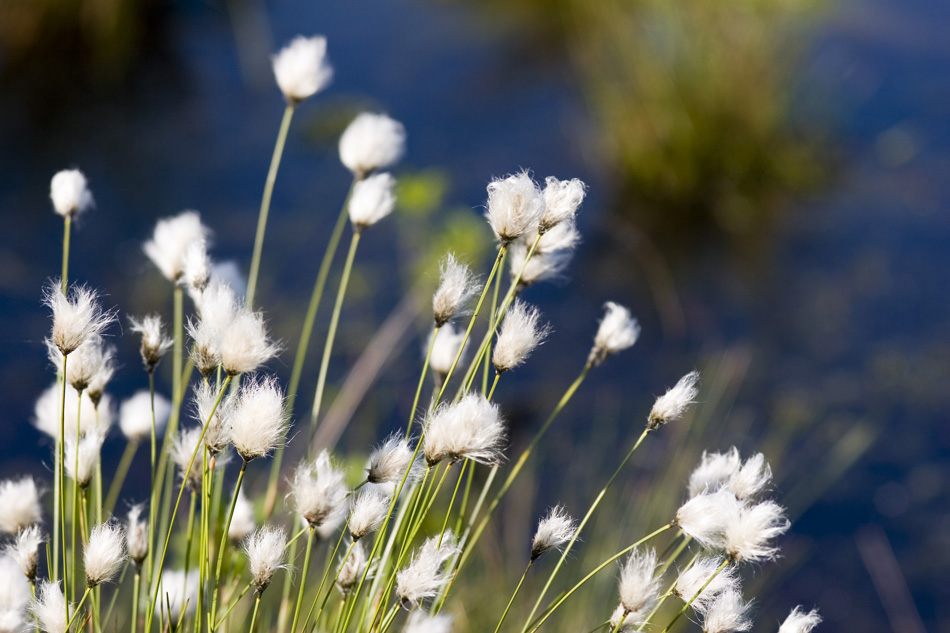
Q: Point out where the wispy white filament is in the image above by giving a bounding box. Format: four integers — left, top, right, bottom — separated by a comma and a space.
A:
432, 253, 479, 327
405, 611, 453, 633
648, 371, 700, 430
336, 541, 372, 595
143, 210, 210, 283
588, 301, 640, 366
44, 282, 114, 356
423, 393, 506, 466
675, 489, 740, 551
272, 35, 332, 103
244, 525, 287, 593
182, 239, 211, 295
396, 533, 460, 608
778, 607, 821, 633
119, 390, 171, 443
723, 500, 789, 563
0, 478, 43, 535
727, 452, 772, 501
130, 314, 173, 372
289, 451, 348, 528
64, 429, 105, 489
50, 169, 94, 218
229, 492, 256, 543
33, 383, 102, 440
219, 308, 280, 376
30, 581, 69, 633
158, 569, 199, 618
348, 172, 397, 231
540, 176, 586, 232
428, 324, 467, 381
702, 588, 752, 633
674, 557, 739, 615
688, 448, 742, 498
339, 112, 406, 177
531, 506, 576, 561
485, 171, 544, 245
6, 525, 44, 581
492, 299, 550, 374
1, 554, 30, 633
227, 376, 288, 462
367, 435, 421, 486
126, 505, 148, 567
84, 522, 126, 587
348, 487, 391, 540
617, 548, 661, 617
193, 382, 232, 456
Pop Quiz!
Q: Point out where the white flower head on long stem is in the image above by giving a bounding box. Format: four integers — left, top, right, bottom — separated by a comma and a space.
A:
126, 505, 148, 567
492, 299, 550, 374
508, 240, 574, 289
1, 554, 30, 633
120, 390, 171, 444
648, 371, 700, 430
339, 113, 406, 178
64, 429, 105, 489
5, 525, 44, 581
170, 427, 220, 491
485, 171, 544, 245
44, 282, 115, 356
428, 324, 467, 382
433, 253, 480, 327
702, 588, 752, 633
336, 540, 374, 595
227, 376, 288, 462
674, 557, 740, 615
229, 491, 256, 543
143, 210, 210, 284
244, 525, 287, 594
617, 548, 661, 617
688, 448, 742, 498
778, 607, 821, 633
157, 569, 199, 618
348, 487, 391, 541
540, 176, 585, 232
396, 533, 460, 609
289, 450, 348, 528
588, 301, 640, 366
50, 169, 94, 219
272, 35, 332, 104
30, 581, 69, 633
34, 383, 100, 440
0, 478, 43, 535
193, 381, 232, 456
405, 611, 453, 633
531, 506, 576, 561
84, 522, 126, 587
723, 500, 789, 563
727, 453, 773, 502
348, 172, 396, 232
423, 393, 506, 466
315, 504, 348, 541
182, 239, 211, 296
674, 489, 740, 551
219, 308, 280, 376
367, 435, 422, 486
130, 314, 173, 372
45, 335, 110, 396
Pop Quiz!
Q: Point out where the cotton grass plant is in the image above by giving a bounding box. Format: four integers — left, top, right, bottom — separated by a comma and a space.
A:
0, 32, 819, 633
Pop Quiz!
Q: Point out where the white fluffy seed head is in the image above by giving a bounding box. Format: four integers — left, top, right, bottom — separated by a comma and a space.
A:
227, 376, 287, 462
349, 488, 391, 540
46, 335, 109, 394
158, 569, 199, 619
674, 557, 740, 615
30, 581, 69, 633
778, 607, 821, 633
229, 492, 256, 543
723, 500, 789, 563
688, 449, 742, 499
272, 35, 332, 104
367, 435, 422, 486
290, 451, 348, 528
618, 548, 661, 616
50, 169, 94, 219
702, 588, 752, 633
126, 505, 148, 566
589, 301, 640, 366
193, 382, 232, 456
348, 172, 397, 231
84, 522, 126, 587
219, 309, 280, 376
428, 324, 467, 382
44, 282, 115, 356
64, 430, 105, 489
396, 533, 460, 609
485, 171, 544, 245
143, 211, 210, 284
182, 239, 211, 295
727, 453, 773, 501
540, 176, 585, 232
244, 525, 287, 593
531, 506, 576, 561
120, 390, 171, 443
336, 540, 373, 595
508, 240, 574, 289
405, 611, 453, 633
6, 525, 44, 581
675, 489, 740, 551
0, 478, 43, 535
492, 300, 550, 374
1, 554, 31, 633
33, 383, 106, 440
423, 393, 506, 466
170, 427, 220, 491
432, 253, 480, 327
339, 113, 407, 178
130, 314, 173, 372
648, 371, 700, 430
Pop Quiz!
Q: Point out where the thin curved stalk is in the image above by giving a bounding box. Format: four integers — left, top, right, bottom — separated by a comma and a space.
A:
289, 527, 316, 633
408, 325, 438, 436
61, 216, 71, 293
104, 439, 139, 516
210, 459, 249, 629
493, 561, 533, 633
659, 559, 731, 633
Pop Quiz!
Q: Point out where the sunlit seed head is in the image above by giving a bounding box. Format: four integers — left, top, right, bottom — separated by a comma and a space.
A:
531, 506, 576, 561
427, 324, 467, 383
778, 607, 821, 633
44, 282, 115, 356
50, 169, 94, 219
244, 525, 287, 594
492, 299, 550, 374
120, 390, 171, 444
423, 393, 506, 466
723, 499, 789, 563
348, 172, 397, 232
348, 487, 391, 541
588, 301, 640, 366
405, 611, 453, 633
539, 176, 585, 232
30, 581, 69, 633
227, 376, 287, 462
432, 253, 480, 327
673, 557, 740, 615
367, 435, 421, 486
84, 522, 126, 587
143, 210, 210, 284
6, 524, 44, 581
64, 430, 106, 489
339, 113, 406, 178
130, 314, 173, 372
688, 448, 742, 499
126, 504, 149, 567
395, 533, 460, 609
485, 171, 545, 245
289, 451, 348, 529
219, 309, 280, 376
272, 35, 332, 104
701, 588, 752, 633
182, 238, 211, 296
648, 371, 700, 430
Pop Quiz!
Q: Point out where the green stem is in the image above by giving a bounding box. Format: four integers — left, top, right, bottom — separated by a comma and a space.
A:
61, 215, 71, 293
248, 595, 262, 633
64, 587, 91, 631
438, 461, 468, 547
210, 459, 249, 630
290, 527, 315, 633
659, 559, 731, 633
610, 611, 628, 633
408, 325, 438, 436
487, 372, 501, 401
58, 354, 69, 608
521, 428, 653, 633
247, 103, 295, 309
306, 537, 353, 630
527, 524, 673, 633
213, 583, 252, 629
482, 248, 505, 394
104, 439, 139, 516
131, 572, 141, 633
494, 561, 533, 633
